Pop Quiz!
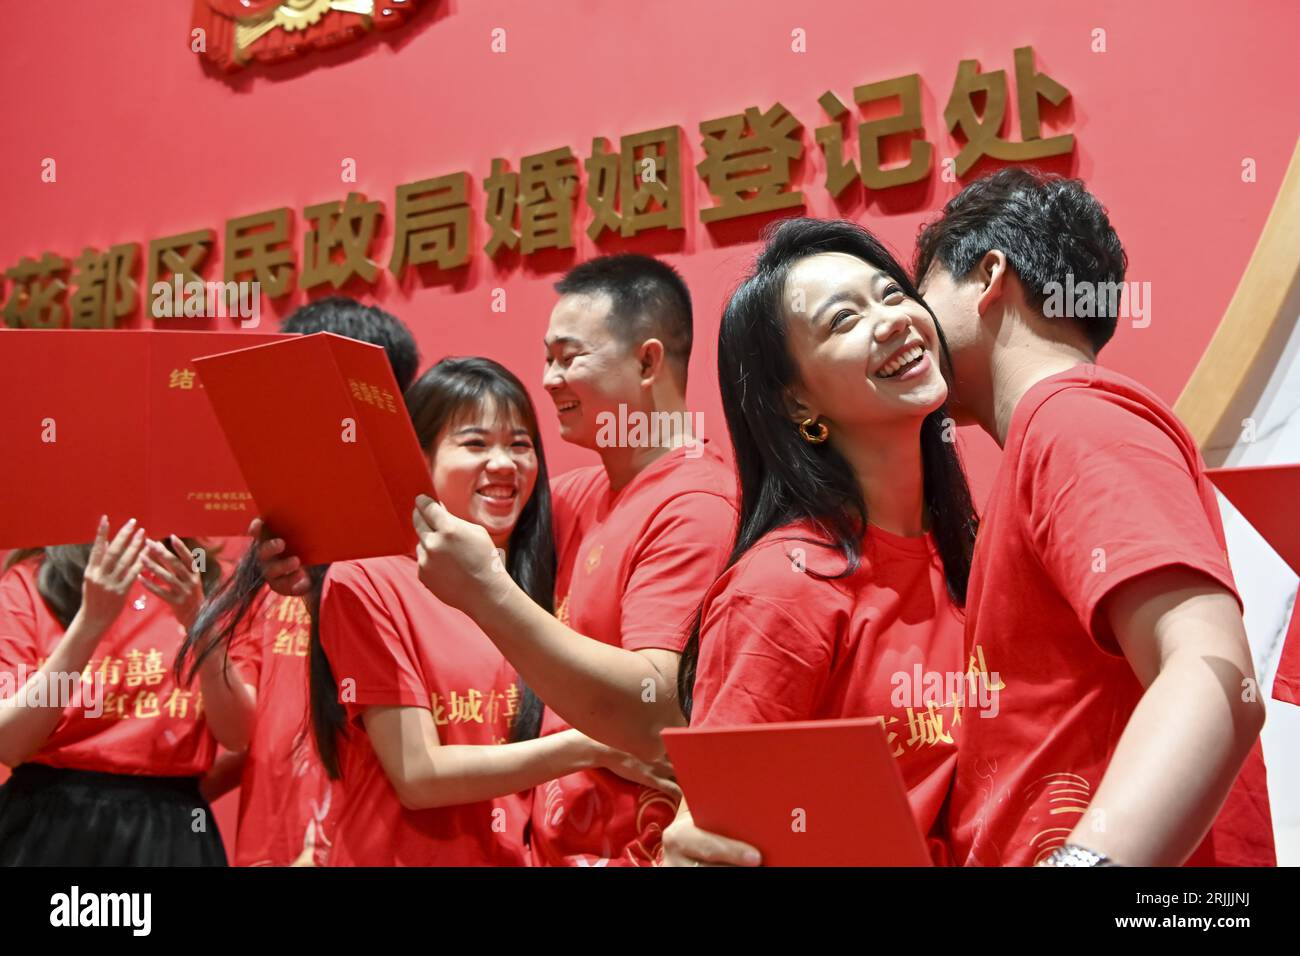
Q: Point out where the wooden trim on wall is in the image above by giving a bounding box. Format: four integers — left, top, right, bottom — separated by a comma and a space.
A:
1175, 138, 1300, 467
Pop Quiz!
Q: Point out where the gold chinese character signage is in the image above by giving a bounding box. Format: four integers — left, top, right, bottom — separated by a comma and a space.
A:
192, 0, 426, 72
4, 46, 1076, 330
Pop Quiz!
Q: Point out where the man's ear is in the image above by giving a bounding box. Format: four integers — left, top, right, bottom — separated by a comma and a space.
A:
975, 249, 1008, 317
637, 338, 666, 385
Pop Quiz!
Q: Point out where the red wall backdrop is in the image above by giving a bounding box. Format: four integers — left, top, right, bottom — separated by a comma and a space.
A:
1, 0, 1297, 853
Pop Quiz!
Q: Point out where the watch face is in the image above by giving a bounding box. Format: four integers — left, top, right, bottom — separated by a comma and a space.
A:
1039, 845, 1109, 866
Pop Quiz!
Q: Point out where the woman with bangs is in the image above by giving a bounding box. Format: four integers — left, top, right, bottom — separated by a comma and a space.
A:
309, 357, 676, 866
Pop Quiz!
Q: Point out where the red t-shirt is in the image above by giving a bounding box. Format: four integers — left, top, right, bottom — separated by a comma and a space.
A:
230, 590, 339, 866
318, 554, 529, 867
949, 365, 1276, 866
691, 521, 964, 865
531, 442, 738, 866
0, 558, 243, 777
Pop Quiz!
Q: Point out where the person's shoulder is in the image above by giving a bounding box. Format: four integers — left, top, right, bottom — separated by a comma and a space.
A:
685, 442, 740, 500
714, 522, 854, 608
0, 556, 40, 588
0, 557, 41, 607
548, 463, 608, 515
551, 463, 607, 507
324, 554, 416, 599
652, 442, 739, 510
1018, 364, 1192, 457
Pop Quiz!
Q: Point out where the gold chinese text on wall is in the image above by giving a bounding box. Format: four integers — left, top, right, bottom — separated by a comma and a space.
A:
2, 47, 1074, 330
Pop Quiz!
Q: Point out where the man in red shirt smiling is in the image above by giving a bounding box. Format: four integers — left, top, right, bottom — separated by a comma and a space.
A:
411, 255, 736, 866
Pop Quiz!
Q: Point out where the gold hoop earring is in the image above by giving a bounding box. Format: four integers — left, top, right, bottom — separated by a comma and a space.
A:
798, 417, 829, 444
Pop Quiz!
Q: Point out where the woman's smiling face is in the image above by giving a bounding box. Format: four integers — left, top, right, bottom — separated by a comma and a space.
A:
429, 397, 539, 549
780, 252, 948, 430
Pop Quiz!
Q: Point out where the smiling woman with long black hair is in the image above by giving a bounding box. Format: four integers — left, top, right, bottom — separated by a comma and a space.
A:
662, 218, 979, 867
309, 357, 678, 865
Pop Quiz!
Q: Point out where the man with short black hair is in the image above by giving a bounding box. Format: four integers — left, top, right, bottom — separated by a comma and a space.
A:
912, 168, 1274, 867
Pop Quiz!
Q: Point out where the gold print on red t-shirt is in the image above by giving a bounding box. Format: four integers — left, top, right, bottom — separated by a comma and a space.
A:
134, 690, 161, 719
966, 645, 1006, 693
429, 684, 517, 732
97, 686, 203, 722
272, 627, 310, 657
613, 776, 682, 867
122, 648, 166, 687
875, 696, 960, 757
585, 545, 603, 575
272, 596, 311, 657
276, 596, 311, 626
78, 650, 204, 723
163, 687, 199, 719
1026, 771, 1094, 865
881, 715, 903, 757
904, 702, 955, 748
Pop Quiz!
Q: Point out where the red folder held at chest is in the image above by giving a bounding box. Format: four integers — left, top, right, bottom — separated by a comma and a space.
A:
661, 717, 931, 866
194, 332, 433, 566
0, 329, 288, 549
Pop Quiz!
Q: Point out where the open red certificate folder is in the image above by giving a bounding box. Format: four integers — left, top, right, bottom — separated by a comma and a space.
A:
194, 332, 434, 566
0, 329, 288, 548
661, 717, 931, 867
1206, 463, 1300, 575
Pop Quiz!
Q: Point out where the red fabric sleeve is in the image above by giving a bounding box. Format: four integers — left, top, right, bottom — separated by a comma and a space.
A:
318, 565, 428, 723
549, 468, 589, 546
0, 565, 42, 681
692, 572, 834, 727
224, 586, 270, 689
619, 492, 736, 653
1023, 391, 1241, 654
1272, 606, 1300, 705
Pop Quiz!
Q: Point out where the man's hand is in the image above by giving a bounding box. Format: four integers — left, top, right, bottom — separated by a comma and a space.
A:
412, 495, 513, 615
247, 518, 310, 596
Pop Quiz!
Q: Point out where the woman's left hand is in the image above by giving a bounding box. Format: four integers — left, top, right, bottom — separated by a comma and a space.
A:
140, 535, 206, 629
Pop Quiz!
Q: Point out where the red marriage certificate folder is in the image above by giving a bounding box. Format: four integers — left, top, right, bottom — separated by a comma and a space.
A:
0, 329, 288, 549
661, 717, 931, 867
1206, 463, 1300, 575
194, 332, 434, 566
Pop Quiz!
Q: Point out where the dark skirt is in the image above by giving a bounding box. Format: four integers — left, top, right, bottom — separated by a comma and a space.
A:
0, 763, 228, 866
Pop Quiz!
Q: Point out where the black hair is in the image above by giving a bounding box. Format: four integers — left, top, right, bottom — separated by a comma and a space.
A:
677, 217, 979, 717
554, 254, 693, 386
913, 167, 1128, 353
305, 357, 555, 777
281, 296, 421, 392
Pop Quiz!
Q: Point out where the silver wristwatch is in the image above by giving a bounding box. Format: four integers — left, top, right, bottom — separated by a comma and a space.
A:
1037, 844, 1116, 867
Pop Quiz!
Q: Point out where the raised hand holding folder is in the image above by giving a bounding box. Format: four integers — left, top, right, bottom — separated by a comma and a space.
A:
194, 332, 434, 565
